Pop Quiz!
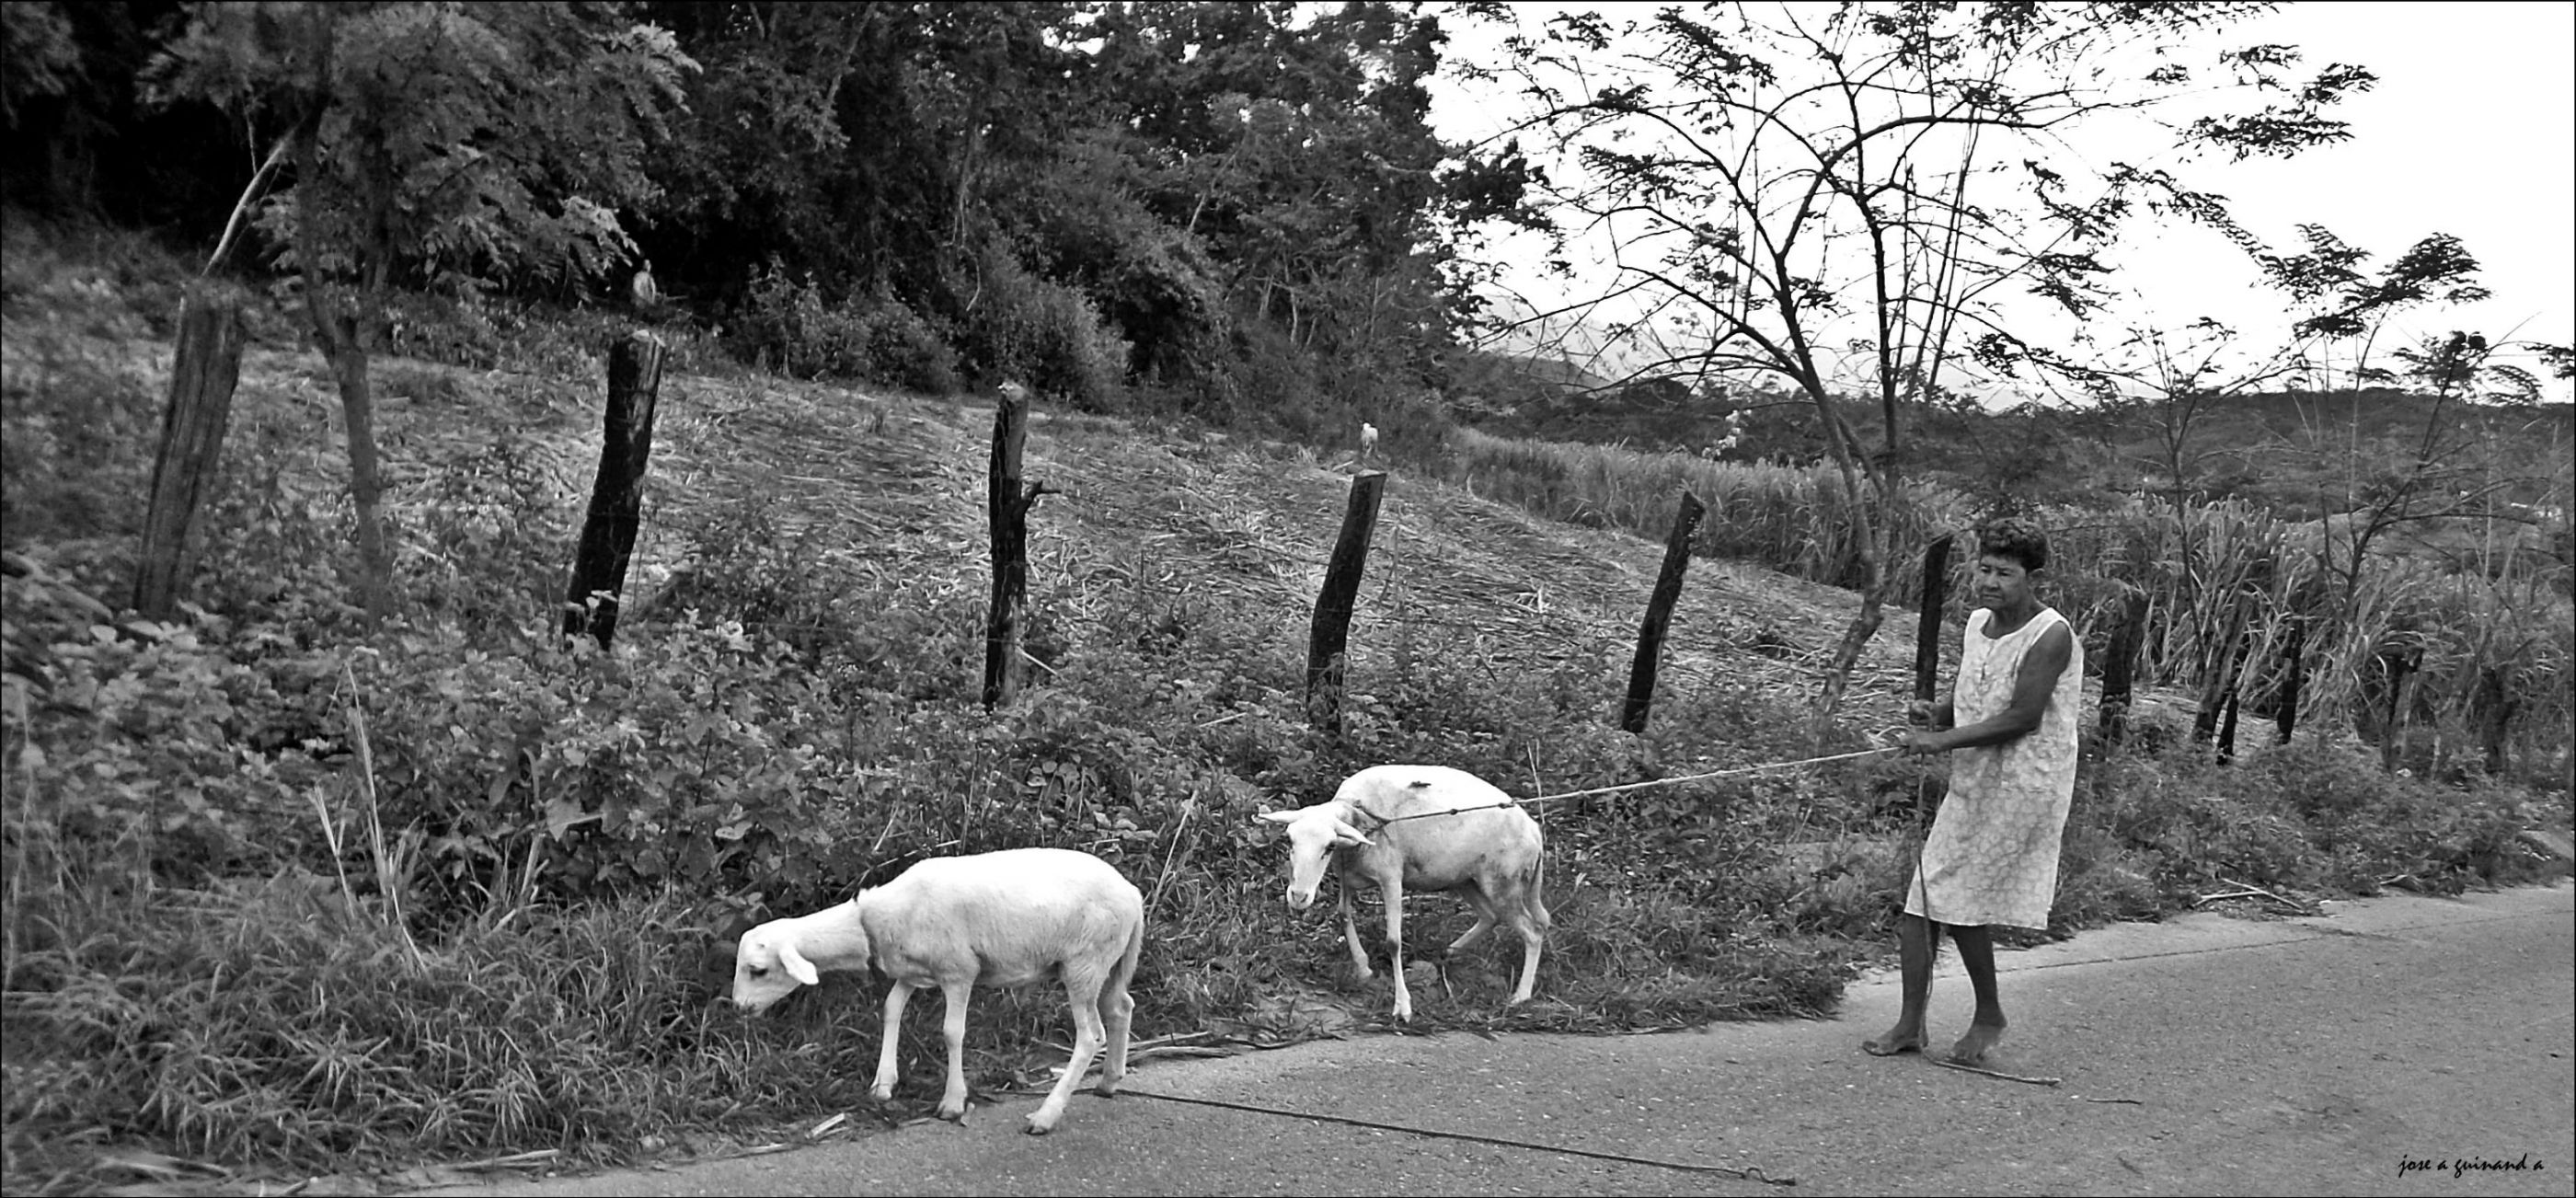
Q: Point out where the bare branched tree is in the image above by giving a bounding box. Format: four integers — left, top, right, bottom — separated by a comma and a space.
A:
1489, 1, 2374, 719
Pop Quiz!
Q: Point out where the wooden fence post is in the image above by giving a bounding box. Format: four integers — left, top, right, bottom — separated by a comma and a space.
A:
2273, 618, 2306, 744
1619, 490, 1708, 734
1305, 470, 1388, 733
2098, 591, 2149, 749
1911, 533, 1956, 709
983, 383, 1050, 708
133, 285, 246, 619
2191, 600, 2252, 748
562, 331, 667, 649
2476, 665, 2516, 777
2378, 639, 2419, 774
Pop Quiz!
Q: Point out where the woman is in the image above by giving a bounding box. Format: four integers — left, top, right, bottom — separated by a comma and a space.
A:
1863, 516, 2084, 1066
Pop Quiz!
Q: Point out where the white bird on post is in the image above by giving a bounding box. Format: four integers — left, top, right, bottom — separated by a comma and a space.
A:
1359, 420, 1379, 465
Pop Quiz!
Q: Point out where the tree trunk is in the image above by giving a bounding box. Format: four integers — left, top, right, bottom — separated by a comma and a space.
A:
563, 332, 669, 649
982, 385, 1046, 708
304, 283, 395, 622
1816, 574, 1889, 723
1305, 470, 1388, 733
133, 286, 246, 620
1811, 438, 1893, 723
1620, 490, 1707, 734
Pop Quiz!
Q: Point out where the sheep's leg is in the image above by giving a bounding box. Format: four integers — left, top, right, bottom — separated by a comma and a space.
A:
1508, 905, 1545, 1005
1027, 984, 1106, 1135
1098, 976, 1134, 1097
935, 979, 974, 1122
871, 981, 916, 1103
1337, 874, 1373, 980
1447, 887, 1499, 955
1383, 875, 1412, 1022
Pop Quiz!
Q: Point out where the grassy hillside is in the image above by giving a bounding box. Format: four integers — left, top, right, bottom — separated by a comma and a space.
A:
3, 217, 2564, 1194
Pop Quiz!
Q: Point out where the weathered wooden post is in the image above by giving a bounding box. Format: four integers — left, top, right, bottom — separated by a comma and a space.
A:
562, 331, 667, 649
1305, 470, 1387, 732
2377, 637, 2419, 774
133, 285, 247, 620
1911, 533, 1956, 711
2097, 591, 2149, 749
2191, 601, 2252, 747
983, 382, 1050, 708
2273, 618, 2306, 744
2216, 685, 2244, 764
2477, 665, 2516, 776
1619, 490, 1708, 734
2204, 628, 2253, 761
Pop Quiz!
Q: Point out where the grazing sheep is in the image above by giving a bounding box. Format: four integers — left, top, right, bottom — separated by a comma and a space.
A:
1359, 420, 1380, 462
1259, 765, 1549, 1021
730, 847, 1144, 1135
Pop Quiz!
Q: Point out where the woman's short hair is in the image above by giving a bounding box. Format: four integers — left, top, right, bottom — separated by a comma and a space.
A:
1974, 516, 2050, 572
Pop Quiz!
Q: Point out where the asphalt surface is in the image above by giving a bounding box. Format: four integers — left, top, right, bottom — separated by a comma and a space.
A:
415, 881, 2574, 1197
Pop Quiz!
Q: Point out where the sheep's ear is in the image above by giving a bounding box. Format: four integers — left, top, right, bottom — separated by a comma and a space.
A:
1256, 810, 1299, 825
778, 939, 821, 987
1330, 819, 1374, 847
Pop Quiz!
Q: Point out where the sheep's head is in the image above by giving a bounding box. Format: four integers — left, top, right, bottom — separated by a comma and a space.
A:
730, 916, 834, 1014
1257, 806, 1372, 910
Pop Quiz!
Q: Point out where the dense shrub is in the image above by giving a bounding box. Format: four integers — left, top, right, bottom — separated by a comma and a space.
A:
733, 259, 961, 393
945, 243, 1128, 410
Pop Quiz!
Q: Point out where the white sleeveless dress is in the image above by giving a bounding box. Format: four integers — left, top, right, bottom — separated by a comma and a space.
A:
1904, 605, 2084, 930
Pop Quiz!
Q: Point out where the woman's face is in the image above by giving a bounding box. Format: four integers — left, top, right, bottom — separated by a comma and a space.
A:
1972, 553, 2035, 611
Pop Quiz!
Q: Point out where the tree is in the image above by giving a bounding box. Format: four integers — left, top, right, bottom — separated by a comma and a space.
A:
1495, 2, 2373, 718
149, 1, 693, 618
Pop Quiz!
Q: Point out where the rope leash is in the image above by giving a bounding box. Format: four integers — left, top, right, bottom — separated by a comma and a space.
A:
1362, 743, 1907, 825
1125, 1089, 1798, 1185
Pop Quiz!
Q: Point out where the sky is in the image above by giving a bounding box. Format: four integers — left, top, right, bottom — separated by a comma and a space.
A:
1427, 1, 2576, 404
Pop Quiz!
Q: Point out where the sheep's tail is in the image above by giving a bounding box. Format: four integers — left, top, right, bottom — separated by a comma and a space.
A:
1112, 904, 1145, 992
1526, 845, 1553, 931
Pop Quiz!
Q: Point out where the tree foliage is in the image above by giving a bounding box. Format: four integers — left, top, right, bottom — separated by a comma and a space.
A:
145, 1, 695, 617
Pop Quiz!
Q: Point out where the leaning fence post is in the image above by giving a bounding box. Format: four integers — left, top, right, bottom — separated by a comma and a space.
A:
983, 382, 1049, 709
1619, 489, 1708, 734
562, 331, 667, 649
133, 284, 247, 620
1305, 470, 1388, 733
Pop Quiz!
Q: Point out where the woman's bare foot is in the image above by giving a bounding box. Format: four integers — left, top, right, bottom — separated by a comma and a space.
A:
1862, 1026, 1925, 1056
1948, 1019, 2007, 1065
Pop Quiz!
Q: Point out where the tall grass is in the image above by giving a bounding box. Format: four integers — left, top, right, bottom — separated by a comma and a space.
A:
1438, 428, 1971, 595
1422, 427, 2572, 784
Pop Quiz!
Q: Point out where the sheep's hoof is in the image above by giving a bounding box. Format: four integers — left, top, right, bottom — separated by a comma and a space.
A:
1023, 1118, 1056, 1136
937, 1102, 968, 1123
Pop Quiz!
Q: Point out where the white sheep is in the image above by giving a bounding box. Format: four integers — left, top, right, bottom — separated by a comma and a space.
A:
1359, 420, 1380, 462
730, 847, 1144, 1135
1258, 765, 1549, 1021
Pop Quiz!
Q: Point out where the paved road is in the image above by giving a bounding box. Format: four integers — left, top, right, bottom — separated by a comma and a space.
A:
417, 881, 2573, 1197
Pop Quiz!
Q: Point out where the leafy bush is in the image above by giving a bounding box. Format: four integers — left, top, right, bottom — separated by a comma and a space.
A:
946, 244, 1128, 410
733, 259, 961, 393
